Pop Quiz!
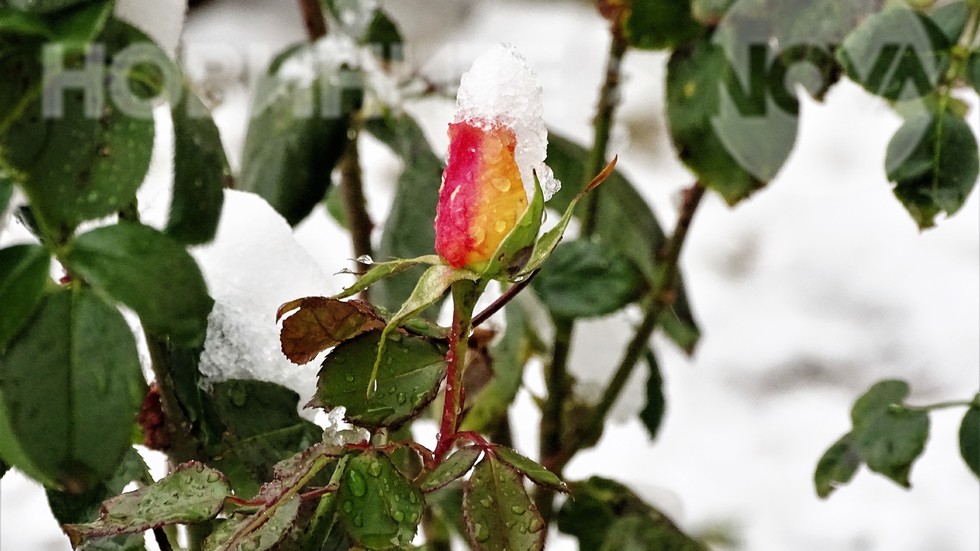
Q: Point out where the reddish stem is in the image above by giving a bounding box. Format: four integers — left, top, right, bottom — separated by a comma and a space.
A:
434, 307, 465, 461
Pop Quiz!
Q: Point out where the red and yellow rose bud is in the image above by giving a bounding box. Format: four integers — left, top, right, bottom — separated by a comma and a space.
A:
434, 120, 529, 270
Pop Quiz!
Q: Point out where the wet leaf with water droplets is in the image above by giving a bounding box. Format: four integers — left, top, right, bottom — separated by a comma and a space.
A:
492, 446, 566, 493
338, 452, 423, 549
314, 330, 447, 429
419, 446, 482, 493
63, 462, 231, 547
277, 297, 386, 364
463, 456, 545, 551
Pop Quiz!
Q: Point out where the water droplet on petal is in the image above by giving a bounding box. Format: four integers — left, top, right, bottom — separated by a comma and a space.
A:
472, 227, 486, 245
368, 462, 383, 477
494, 220, 507, 233
491, 176, 511, 192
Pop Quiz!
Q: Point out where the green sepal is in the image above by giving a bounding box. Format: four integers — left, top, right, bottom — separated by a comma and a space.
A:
332, 255, 441, 300
514, 159, 616, 280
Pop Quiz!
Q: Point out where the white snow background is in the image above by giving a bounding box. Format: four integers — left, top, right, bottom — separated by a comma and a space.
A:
1, 0, 978, 549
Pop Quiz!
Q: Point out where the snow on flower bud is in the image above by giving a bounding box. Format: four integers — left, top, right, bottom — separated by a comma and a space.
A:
434, 44, 560, 270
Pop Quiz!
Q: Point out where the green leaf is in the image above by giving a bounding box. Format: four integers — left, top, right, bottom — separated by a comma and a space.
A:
63, 462, 232, 548
1, 19, 154, 239
814, 433, 862, 499
624, 0, 703, 50
206, 445, 339, 550
463, 456, 545, 551
370, 265, 478, 396
167, 85, 227, 244
0, 288, 145, 491
205, 495, 301, 551
639, 349, 666, 440
361, 8, 402, 62
666, 37, 796, 204
0, 385, 58, 486
45, 0, 112, 43
6, 0, 94, 14
885, 109, 979, 228
239, 42, 358, 226
837, 6, 952, 101
850, 380, 930, 487
926, 1, 971, 43
0, 174, 12, 212
332, 255, 442, 300
48, 448, 150, 524
492, 445, 565, 492
600, 515, 707, 551
211, 379, 324, 486
462, 301, 532, 433
959, 404, 980, 478
277, 297, 386, 364
337, 451, 424, 550
0, 244, 49, 350
419, 445, 482, 493
546, 134, 700, 353
968, 50, 980, 93
0, 8, 54, 38
65, 222, 213, 346
532, 239, 643, 319
364, 113, 443, 313
314, 330, 447, 428
557, 477, 704, 551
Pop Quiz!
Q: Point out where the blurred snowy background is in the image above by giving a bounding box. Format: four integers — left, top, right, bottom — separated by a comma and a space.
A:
2, 0, 978, 549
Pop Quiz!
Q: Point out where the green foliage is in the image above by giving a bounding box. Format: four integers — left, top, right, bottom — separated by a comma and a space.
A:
558, 477, 706, 550
364, 113, 443, 313
624, 0, 704, 50
0, 244, 50, 349
419, 446, 482, 493
492, 445, 565, 492
546, 134, 700, 352
314, 330, 447, 428
959, 402, 980, 478
837, 6, 953, 102
639, 350, 666, 440
885, 109, 979, 228
337, 451, 424, 549
211, 380, 324, 489
666, 37, 796, 204
816, 380, 934, 496
167, 86, 227, 244
0, 288, 145, 491
64, 462, 231, 547
239, 41, 358, 226
65, 222, 213, 346
814, 434, 862, 499
463, 456, 545, 551
461, 301, 533, 433
532, 239, 643, 319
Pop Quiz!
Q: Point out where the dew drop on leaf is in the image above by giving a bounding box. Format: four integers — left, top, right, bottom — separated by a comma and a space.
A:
348, 470, 367, 497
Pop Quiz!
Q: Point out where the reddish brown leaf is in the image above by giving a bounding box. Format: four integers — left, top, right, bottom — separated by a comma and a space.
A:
278, 297, 385, 364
